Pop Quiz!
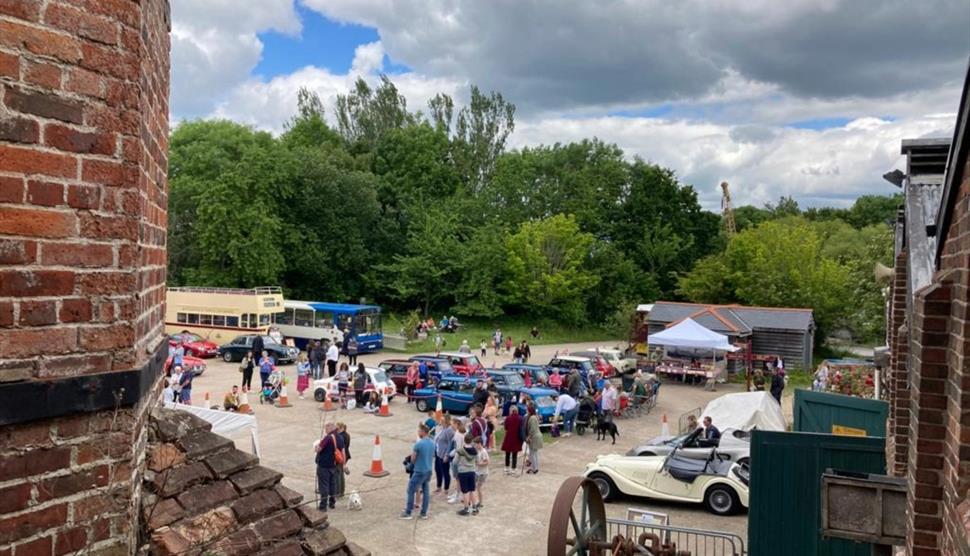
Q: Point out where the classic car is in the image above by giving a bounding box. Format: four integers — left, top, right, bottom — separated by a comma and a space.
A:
594, 347, 638, 374
584, 445, 750, 515
164, 354, 206, 376
313, 367, 396, 402
413, 376, 477, 413
627, 427, 752, 466
218, 334, 300, 364
407, 355, 456, 380
546, 355, 597, 381
432, 352, 486, 376
377, 359, 413, 392
571, 352, 616, 377
485, 369, 527, 399
169, 332, 219, 358
501, 363, 550, 387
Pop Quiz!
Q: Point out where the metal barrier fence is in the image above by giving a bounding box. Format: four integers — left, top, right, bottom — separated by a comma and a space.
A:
606, 518, 746, 555
383, 334, 407, 351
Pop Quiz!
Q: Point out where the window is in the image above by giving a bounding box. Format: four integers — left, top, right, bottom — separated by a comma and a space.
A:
187, 314, 199, 324
336, 313, 352, 330
259, 314, 270, 327
232, 337, 246, 345
248, 313, 258, 328
226, 316, 239, 327
314, 310, 333, 329
200, 314, 212, 325
241, 313, 257, 328
177, 313, 187, 323
213, 315, 225, 327
295, 309, 314, 327
275, 309, 294, 326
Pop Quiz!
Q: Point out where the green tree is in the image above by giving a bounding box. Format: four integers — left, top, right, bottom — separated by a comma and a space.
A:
334, 76, 415, 152
282, 88, 342, 150
452, 86, 515, 191
453, 222, 509, 317
503, 214, 600, 321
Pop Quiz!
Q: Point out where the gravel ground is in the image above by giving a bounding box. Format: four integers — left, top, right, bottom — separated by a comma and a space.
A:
184, 341, 749, 555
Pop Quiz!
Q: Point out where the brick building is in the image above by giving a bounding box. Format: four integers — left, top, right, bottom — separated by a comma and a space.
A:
884, 63, 970, 555
0, 2, 362, 554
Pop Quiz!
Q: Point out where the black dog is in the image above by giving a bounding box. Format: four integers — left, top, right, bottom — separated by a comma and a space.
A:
595, 419, 619, 444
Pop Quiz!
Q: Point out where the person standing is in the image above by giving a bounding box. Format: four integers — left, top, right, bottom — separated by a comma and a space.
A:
335, 423, 351, 498
525, 402, 543, 474
512, 343, 523, 364
178, 366, 195, 405
296, 353, 311, 399
434, 415, 454, 496
521, 341, 531, 363
251, 335, 264, 365
310, 341, 325, 380
601, 382, 618, 423
172, 342, 184, 368
258, 351, 274, 388
315, 423, 344, 511
336, 363, 351, 406
473, 436, 489, 510
459, 339, 471, 354
480, 340, 488, 358
353, 364, 367, 406
501, 406, 523, 474
347, 336, 359, 366
770, 368, 785, 404
400, 423, 435, 520
405, 362, 419, 402
239, 351, 255, 390
326, 341, 339, 378
454, 432, 479, 516
553, 392, 579, 436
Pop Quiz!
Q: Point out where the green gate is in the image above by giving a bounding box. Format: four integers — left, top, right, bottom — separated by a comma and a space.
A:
793, 389, 888, 437
748, 430, 886, 556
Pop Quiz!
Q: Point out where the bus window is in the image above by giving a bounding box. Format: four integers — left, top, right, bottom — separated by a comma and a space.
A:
314, 311, 333, 329
294, 309, 313, 327
187, 314, 199, 324
177, 313, 187, 323
213, 315, 225, 327
275, 309, 294, 326
259, 314, 271, 327
241, 313, 258, 328
355, 312, 381, 334
336, 314, 352, 331
200, 314, 212, 325
226, 316, 239, 327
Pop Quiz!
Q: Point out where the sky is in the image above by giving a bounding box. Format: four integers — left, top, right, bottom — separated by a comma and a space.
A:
169, 0, 970, 210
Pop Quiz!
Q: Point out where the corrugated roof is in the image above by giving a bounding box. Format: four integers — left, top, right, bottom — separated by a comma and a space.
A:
648, 301, 814, 333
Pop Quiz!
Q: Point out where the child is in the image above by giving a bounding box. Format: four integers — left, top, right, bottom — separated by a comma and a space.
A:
336, 363, 350, 407
479, 340, 487, 358
504, 336, 513, 354
473, 435, 490, 510
363, 383, 378, 412
448, 420, 466, 504
455, 432, 479, 516
424, 411, 438, 437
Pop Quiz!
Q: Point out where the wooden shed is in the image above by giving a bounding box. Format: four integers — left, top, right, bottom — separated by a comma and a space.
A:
647, 302, 815, 370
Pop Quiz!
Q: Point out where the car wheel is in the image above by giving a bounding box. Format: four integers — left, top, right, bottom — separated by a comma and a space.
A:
704, 485, 740, 516
415, 399, 429, 412
313, 389, 326, 403
222, 351, 234, 363
638, 451, 656, 457
737, 457, 750, 468
588, 473, 618, 503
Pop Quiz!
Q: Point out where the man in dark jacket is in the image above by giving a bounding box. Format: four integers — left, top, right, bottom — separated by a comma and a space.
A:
251, 334, 264, 363
311, 341, 325, 380
770, 369, 785, 404
472, 380, 489, 407
315, 422, 344, 511
567, 370, 581, 398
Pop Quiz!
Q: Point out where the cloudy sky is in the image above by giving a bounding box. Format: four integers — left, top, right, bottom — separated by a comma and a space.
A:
170, 0, 969, 209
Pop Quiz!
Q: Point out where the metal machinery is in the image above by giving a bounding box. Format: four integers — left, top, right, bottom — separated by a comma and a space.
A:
547, 477, 690, 556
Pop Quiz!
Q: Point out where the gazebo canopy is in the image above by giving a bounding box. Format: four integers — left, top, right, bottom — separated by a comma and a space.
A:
648, 317, 740, 352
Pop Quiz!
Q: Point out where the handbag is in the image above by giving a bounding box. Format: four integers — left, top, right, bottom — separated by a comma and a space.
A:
331, 435, 346, 466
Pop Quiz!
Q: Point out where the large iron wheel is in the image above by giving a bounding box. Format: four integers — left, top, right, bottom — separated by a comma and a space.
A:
547, 477, 608, 556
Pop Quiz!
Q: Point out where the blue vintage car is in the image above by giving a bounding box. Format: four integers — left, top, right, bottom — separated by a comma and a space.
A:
501, 363, 550, 387
413, 376, 477, 414
500, 386, 559, 427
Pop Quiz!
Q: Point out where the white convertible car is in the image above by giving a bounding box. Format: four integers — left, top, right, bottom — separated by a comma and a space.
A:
626, 427, 752, 466
312, 366, 397, 402
584, 446, 750, 515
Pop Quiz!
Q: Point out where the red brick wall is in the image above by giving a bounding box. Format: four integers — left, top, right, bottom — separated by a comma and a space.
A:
937, 156, 970, 555
0, 1, 170, 553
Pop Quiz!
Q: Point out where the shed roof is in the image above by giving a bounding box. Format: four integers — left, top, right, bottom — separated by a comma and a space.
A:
648, 301, 814, 333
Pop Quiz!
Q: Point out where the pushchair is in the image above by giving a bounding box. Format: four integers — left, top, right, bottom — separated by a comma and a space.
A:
259, 369, 283, 404
575, 396, 598, 436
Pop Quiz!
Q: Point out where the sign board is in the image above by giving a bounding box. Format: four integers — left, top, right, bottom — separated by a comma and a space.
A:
832, 424, 867, 437
625, 508, 669, 526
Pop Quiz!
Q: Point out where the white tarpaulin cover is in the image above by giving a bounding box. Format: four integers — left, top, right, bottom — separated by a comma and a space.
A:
700, 391, 787, 432
164, 402, 260, 457
647, 317, 740, 352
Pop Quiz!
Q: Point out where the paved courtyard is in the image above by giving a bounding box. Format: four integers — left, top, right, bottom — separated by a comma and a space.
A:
185, 341, 748, 555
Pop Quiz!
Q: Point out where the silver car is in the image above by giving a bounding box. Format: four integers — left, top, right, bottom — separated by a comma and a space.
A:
626, 427, 752, 466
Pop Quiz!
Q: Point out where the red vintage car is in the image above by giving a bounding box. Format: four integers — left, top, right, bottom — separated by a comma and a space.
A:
168, 332, 219, 358
573, 351, 616, 378
164, 354, 206, 376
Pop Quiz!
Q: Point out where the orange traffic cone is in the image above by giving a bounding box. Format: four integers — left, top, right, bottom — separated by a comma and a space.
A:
375, 393, 392, 417
238, 388, 252, 414
434, 394, 443, 421
363, 434, 390, 478
661, 414, 670, 437
276, 384, 292, 408
322, 391, 335, 412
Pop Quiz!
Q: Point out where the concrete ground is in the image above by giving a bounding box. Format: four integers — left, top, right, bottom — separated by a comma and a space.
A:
188, 341, 748, 556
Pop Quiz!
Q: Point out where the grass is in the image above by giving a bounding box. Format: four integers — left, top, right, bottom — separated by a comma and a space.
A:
383, 315, 621, 354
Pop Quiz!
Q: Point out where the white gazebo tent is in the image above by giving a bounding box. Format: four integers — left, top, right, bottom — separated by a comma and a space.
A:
647, 318, 739, 387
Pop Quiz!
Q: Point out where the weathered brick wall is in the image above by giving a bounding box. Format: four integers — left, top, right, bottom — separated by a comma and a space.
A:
886, 248, 910, 476
0, 1, 171, 553
937, 156, 970, 555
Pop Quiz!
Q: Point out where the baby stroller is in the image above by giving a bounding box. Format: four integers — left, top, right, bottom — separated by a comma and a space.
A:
260, 369, 283, 404
575, 396, 598, 436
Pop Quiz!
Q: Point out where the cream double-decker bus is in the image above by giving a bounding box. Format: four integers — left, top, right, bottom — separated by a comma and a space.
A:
165, 286, 285, 344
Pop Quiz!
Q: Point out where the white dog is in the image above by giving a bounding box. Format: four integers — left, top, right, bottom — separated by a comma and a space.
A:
347, 489, 362, 511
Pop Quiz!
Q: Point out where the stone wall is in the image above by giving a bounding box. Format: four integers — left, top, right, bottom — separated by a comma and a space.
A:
885, 246, 910, 477
0, 1, 171, 553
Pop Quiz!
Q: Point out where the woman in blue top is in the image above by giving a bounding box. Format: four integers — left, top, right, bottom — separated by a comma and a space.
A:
258, 351, 274, 388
